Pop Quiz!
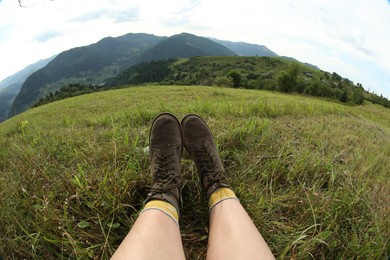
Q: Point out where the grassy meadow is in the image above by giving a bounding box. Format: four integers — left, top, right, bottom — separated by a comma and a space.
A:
0, 85, 389, 259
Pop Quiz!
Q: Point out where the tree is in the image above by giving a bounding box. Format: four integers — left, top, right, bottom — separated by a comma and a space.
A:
227, 71, 241, 88
352, 88, 364, 104
323, 72, 330, 80
332, 72, 342, 81
340, 89, 348, 103
277, 63, 299, 93
194, 67, 211, 85
214, 76, 233, 87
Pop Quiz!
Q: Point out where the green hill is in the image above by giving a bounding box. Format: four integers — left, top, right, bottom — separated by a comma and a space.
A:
36, 56, 389, 109
106, 56, 381, 107
0, 86, 389, 259
108, 56, 316, 88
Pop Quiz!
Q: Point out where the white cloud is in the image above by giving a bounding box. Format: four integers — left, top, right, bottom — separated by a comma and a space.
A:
0, 0, 389, 98
34, 30, 62, 42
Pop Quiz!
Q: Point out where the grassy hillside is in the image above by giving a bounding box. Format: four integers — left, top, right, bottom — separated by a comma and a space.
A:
108, 56, 318, 88
0, 86, 389, 259
31, 56, 390, 115
106, 56, 384, 108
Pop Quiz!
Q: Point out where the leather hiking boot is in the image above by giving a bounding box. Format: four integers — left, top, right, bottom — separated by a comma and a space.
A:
181, 114, 231, 200
145, 113, 183, 215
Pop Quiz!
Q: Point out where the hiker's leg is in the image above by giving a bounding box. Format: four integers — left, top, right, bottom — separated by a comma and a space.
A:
181, 114, 274, 260
111, 210, 185, 260
112, 113, 185, 259
206, 198, 274, 260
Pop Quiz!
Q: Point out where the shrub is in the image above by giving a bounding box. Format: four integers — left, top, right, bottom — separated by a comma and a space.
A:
214, 76, 233, 87
227, 71, 242, 88
277, 63, 299, 93
353, 88, 364, 104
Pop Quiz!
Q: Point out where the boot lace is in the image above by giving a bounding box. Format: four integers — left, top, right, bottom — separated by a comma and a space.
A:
194, 147, 225, 184
149, 151, 181, 193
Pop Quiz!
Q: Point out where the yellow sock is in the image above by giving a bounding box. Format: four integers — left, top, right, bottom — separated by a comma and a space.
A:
141, 200, 179, 226
209, 187, 239, 211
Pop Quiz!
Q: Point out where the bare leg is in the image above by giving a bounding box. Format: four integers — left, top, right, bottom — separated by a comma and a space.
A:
181, 114, 275, 259
112, 113, 185, 259
207, 199, 275, 260
111, 210, 185, 260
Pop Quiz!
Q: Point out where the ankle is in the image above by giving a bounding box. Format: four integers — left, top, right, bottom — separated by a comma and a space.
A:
142, 199, 179, 226
208, 187, 239, 212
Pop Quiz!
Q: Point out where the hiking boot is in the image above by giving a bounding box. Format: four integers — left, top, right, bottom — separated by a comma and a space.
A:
181, 114, 231, 200
145, 113, 183, 215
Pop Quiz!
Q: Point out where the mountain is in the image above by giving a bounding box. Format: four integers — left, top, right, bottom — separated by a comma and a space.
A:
9, 33, 162, 117
137, 33, 236, 62
210, 38, 278, 57
8, 33, 236, 118
7, 32, 324, 119
0, 87, 18, 123
0, 56, 55, 122
6, 33, 275, 121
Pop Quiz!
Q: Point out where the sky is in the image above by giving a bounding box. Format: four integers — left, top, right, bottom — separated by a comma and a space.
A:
0, 0, 389, 98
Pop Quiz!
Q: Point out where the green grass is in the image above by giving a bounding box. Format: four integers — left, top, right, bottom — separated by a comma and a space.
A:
0, 85, 389, 259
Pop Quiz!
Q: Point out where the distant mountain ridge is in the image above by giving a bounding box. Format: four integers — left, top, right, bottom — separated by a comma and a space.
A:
0, 56, 55, 122
0, 56, 55, 93
5, 32, 279, 121
138, 33, 236, 62
210, 38, 278, 57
